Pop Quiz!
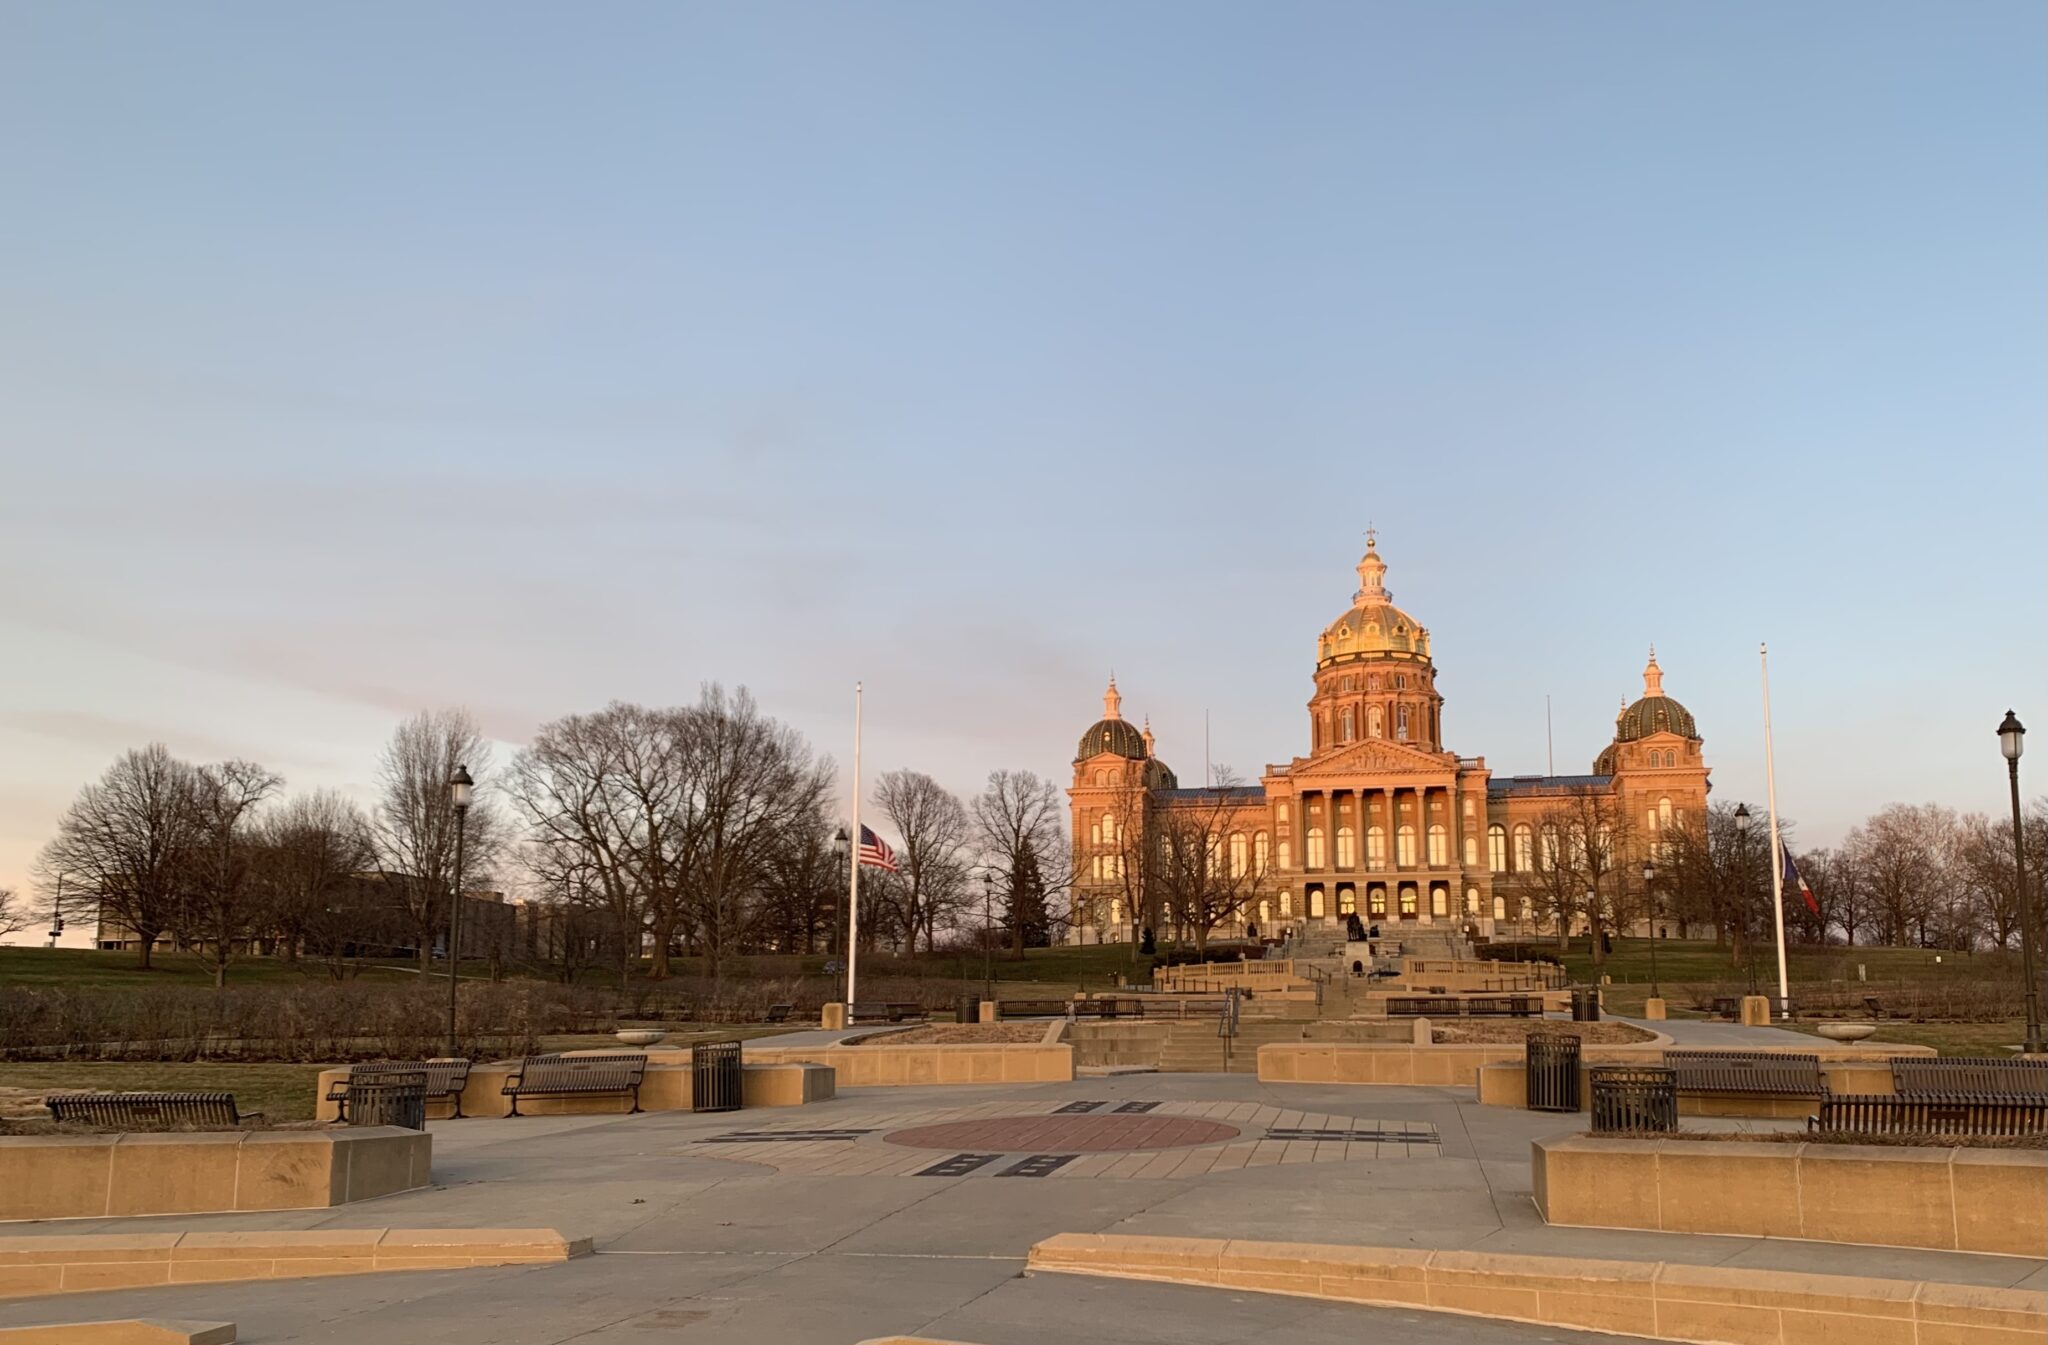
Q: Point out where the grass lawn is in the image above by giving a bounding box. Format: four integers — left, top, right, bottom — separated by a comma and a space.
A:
0, 1062, 328, 1122
536, 1024, 811, 1052
1528, 937, 2014, 989
1777, 1019, 2034, 1059
0, 946, 421, 988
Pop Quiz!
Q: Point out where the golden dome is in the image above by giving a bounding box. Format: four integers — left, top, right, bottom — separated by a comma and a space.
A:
1316, 532, 1432, 668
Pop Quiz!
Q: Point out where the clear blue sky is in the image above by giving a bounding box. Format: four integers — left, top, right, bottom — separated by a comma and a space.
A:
2, 2, 2042, 927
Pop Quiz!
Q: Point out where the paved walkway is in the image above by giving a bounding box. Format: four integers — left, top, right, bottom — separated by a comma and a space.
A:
1617, 1014, 1825, 1045
0, 1074, 2037, 1344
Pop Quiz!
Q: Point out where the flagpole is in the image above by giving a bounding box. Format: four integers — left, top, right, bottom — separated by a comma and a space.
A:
1760, 643, 1791, 1020
847, 682, 862, 1011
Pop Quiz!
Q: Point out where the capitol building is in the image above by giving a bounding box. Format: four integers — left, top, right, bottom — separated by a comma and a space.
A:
1066, 535, 1711, 944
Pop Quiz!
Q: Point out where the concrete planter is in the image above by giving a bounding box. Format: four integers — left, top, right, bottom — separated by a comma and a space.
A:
614, 1029, 669, 1046
0, 1127, 430, 1223
1816, 1021, 1878, 1041
1534, 1135, 2048, 1256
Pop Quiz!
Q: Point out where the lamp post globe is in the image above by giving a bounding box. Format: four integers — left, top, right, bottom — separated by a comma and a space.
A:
1996, 711, 2042, 1054
445, 764, 474, 1059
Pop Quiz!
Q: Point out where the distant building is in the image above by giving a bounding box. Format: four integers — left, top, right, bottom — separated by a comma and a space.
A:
1066, 535, 1710, 944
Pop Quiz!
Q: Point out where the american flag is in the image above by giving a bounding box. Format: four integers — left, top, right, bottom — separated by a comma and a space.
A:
858, 825, 900, 873
1782, 848, 1821, 919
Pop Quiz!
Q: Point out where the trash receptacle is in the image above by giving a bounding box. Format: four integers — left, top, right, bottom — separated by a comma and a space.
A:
1590, 1064, 1677, 1134
1570, 987, 1602, 1022
957, 994, 981, 1024
347, 1067, 427, 1130
692, 1039, 742, 1113
1525, 1032, 1581, 1113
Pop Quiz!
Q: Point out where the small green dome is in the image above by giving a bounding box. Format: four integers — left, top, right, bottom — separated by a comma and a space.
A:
1077, 718, 1147, 761
1617, 696, 1698, 742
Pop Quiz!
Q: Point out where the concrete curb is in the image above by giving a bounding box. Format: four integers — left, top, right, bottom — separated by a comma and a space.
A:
0, 1321, 237, 1343
1026, 1232, 2048, 1344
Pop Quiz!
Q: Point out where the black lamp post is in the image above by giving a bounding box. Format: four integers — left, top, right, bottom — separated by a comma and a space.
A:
982, 867, 995, 1002
1998, 712, 2043, 1055
1642, 858, 1660, 999
1733, 803, 1757, 993
831, 827, 850, 962
445, 764, 473, 1059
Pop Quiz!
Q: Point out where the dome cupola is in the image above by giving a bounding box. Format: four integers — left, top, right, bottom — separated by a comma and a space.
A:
1076, 676, 1148, 761
1316, 529, 1432, 669
1615, 647, 1698, 741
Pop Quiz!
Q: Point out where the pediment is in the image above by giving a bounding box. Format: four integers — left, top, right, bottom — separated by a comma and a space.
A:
1286, 740, 1456, 778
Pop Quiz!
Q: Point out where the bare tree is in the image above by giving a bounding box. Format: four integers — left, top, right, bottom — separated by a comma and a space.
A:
372, 710, 503, 968
1530, 788, 1640, 966
252, 791, 377, 973
180, 759, 284, 989
1662, 801, 1775, 967
1844, 804, 1953, 947
1148, 769, 1266, 957
873, 769, 972, 954
0, 888, 29, 940
756, 811, 841, 954
973, 769, 1067, 955
36, 745, 204, 968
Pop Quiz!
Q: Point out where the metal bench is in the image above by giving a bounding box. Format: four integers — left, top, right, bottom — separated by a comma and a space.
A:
1664, 1050, 1827, 1099
1465, 996, 1539, 1018
325, 1058, 473, 1121
46, 1091, 258, 1129
1891, 1057, 2048, 1098
848, 1001, 928, 1024
761, 1003, 795, 1024
1814, 1093, 2048, 1137
991, 999, 1071, 1018
501, 1053, 648, 1116
1385, 997, 1439, 1017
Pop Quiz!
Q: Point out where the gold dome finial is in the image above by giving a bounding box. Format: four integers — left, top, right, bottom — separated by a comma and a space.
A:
1103, 675, 1123, 721
1644, 646, 1664, 697
1142, 716, 1155, 756
1355, 530, 1390, 605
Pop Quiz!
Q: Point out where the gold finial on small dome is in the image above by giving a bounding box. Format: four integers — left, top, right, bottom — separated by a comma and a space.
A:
1142, 716, 1155, 755
1355, 531, 1390, 605
1103, 675, 1122, 721
1644, 646, 1664, 697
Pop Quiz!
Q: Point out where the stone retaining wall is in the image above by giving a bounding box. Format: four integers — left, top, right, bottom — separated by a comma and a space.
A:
1027, 1232, 2048, 1345
1534, 1136, 2048, 1257
0, 1229, 584, 1300
0, 1128, 428, 1223
1476, 1059, 1896, 1116
745, 1043, 1072, 1087
1265, 1040, 1926, 1090
313, 1060, 830, 1120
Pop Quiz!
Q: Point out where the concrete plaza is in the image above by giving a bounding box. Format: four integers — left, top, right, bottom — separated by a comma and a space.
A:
1, 1070, 2041, 1343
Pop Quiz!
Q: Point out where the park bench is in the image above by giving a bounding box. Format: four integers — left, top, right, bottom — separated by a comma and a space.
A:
990, 999, 1071, 1018
1708, 997, 1741, 1020
46, 1091, 258, 1129
847, 1002, 929, 1024
1664, 1050, 1827, 1103
1813, 1093, 2048, 1137
760, 1003, 795, 1024
1862, 995, 1889, 1019
1386, 995, 1538, 1018
1891, 1057, 2048, 1098
501, 1053, 648, 1116
325, 1059, 473, 1121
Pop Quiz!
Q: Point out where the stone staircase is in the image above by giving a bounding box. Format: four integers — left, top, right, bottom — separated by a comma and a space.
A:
1154, 1019, 1307, 1074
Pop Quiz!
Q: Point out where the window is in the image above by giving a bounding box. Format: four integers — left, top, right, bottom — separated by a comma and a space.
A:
1335, 825, 1356, 868
1280, 890, 1293, 916
1428, 823, 1448, 866
1110, 898, 1122, 923
1366, 824, 1386, 868
1367, 674, 1381, 691
1541, 828, 1562, 871
1463, 835, 1478, 867
1254, 831, 1270, 870
1463, 797, 1475, 819
1396, 824, 1417, 866
1488, 825, 1507, 872
1396, 705, 1409, 741
1090, 818, 1101, 845
1646, 808, 1658, 833
1492, 894, 1507, 920
1396, 674, 1407, 690
1432, 885, 1449, 917
1305, 827, 1326, 869
1399, 885, 1418, 916
1369, 885, 1387, 916
1277, 803, 1289, 823
1308, 885, 1325, 918
1658, 796, 1673, 828
1340, 708, 1355, 741
1230, 832, 1248, 877
1277, 839, 1292, 870
1341, 675, 1354, 691
1466, 887, 1481, 917
1339, 884, 1356, 915
1369, 706, 1383, 737
1513, 824, 1534, 871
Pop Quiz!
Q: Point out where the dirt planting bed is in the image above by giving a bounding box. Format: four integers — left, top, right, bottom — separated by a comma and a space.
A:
848, 1023, 1051, 1046
1433, 1020, 1657, 1045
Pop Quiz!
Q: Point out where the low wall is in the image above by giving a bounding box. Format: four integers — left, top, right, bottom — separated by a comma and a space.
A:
1266, 1039, 1924, 1091
0, 1323, 236, 1344
746, 1043, 1073, 1087
0, 1229, 586, 1301
1475, 1059, 1896, 1116
741, 1062, 834, 1107
316, 1058, 835, 1120
1534, 1136, 2048, 1257
0, 1129, 428, 1223
1027, 1232, 2048, 1345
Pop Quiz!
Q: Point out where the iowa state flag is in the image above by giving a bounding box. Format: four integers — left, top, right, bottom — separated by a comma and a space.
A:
1782, 848, 1821, 918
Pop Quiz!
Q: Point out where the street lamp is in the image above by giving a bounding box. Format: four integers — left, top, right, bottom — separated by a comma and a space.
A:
1997, 712, 2043, 1055
445, 764, 473, 1059
982, 867, 995, 1003
1733, 803, 1758, 993
1642, 858, 1660, 999
830, 828, 850, 964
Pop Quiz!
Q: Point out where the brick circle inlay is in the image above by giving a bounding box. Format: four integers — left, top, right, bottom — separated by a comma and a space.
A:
883, 1114, 1240, 1153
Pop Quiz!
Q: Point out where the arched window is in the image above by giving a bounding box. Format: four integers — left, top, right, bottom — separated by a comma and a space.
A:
1090, 817, 1102, 845
1229, 832, 1248, 877
1427, 824, 1448, 866
1338, 884, 1356, 915
1396, 674, 1407, 690
1109, 898, 1122, 923
1399, 885, 1418, 916
1340, 708, 1355, 741
1541, 828, 1562, 871
1488, 825, 1508, 873
1368, 706, 1384, 737
1367, 674, 1381, 691
1308, 885, 1325, 918
1466, 887, 1481, 917
1463, 834, 1478, 867
1279, 890, 1293, 916
1658, 796, 1673, 828
1365, 825, 1384, 867
1492, 894, 1507, 920
1341, 675, 1354, 692
1646, 808, 1658, 833
1431, 885, 1449, 917
1396, 705, 1410, 741
1368, 885, 1387, 916
1254, 831, 1270, 870
1258, 899, 1271, 925
1463, 797, 1475, 820
1513, 824, 1534, 871
1276, 803, 1289, 823
1335, 825, 1356, 868
1396, 824, 1417, 866
1305, 827, 1326, 869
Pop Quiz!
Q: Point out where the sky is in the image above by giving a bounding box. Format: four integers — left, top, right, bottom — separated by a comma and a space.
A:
2, 3, 2043, 942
